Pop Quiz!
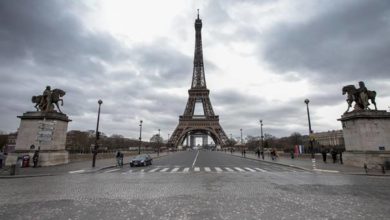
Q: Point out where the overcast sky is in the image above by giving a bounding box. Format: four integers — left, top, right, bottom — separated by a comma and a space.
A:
1, 0, 389, 141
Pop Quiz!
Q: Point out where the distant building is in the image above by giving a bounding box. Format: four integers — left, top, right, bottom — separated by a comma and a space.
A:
313, 130, 344, 148
3, 132, 17, 154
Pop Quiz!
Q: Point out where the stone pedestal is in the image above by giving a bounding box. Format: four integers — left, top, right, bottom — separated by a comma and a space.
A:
338, 110, 390, 167
10, 111, 71, 166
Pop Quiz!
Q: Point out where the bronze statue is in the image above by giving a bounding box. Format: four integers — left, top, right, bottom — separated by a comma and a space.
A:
32, 86, 66, 113
342, 81, 377, 113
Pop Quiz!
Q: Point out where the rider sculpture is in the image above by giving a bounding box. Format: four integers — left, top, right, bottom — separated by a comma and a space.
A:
32, 86, 66, 113
342, 81, 377, 114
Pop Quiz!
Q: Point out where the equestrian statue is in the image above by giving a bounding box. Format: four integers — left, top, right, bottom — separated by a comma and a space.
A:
32, 86, 66, 113
342, 81, 377, 114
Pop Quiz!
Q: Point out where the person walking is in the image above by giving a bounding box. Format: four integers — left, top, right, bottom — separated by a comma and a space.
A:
32, 150, 39, 168
331, 148, 337, 163
321, 147, 327, 163
116, 151, 123, 167
339, 150, 343, 164
243, 149, 246, 158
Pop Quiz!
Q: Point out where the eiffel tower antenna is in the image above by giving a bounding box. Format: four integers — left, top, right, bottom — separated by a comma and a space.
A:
169, 12, 229, 149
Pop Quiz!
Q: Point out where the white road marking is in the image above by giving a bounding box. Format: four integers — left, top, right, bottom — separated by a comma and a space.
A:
204, 167, 211, 172
160, 168, 169, 172
244, 167, 256, 172
192, 150, 199, 168
183, 167, 190, 172
254, 168, 267, 172
234, 167, 245, 172
194, 167, 200, 172
69, 169, 85, 174
104, 168, 120, 173
122, 170, 133, 174
148, 168, 160, 173
171, 168, 180, 173
313, 168, 339, 173
225, 167, 234, 172
215, 167, 223, 172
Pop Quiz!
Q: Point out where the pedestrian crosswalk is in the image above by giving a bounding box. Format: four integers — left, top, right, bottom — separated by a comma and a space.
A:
68, 165, 308, 175
96, 166, 307, 174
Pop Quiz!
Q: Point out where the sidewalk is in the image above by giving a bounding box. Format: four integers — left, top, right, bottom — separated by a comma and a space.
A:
0, 152, 168, 178
228, 151, 389, 176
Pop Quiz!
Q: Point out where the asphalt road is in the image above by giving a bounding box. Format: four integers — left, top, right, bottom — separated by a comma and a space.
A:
1, 150, 390, 220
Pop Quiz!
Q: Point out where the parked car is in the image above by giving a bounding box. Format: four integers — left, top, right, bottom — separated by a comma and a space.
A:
130, 154, 152, 167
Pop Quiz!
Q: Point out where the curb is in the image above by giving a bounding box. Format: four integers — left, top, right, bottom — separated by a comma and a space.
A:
228, 153, 390, 176
0, 173, 54, 179
228, 153, 311, 172
0, 153, 171, 179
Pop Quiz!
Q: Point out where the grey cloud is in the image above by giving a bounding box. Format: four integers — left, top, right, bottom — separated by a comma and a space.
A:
261, 0, 390, 82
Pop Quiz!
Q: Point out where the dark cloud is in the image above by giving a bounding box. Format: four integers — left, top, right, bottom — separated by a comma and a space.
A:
261, 0, 390, 82
0, 0, 198, 138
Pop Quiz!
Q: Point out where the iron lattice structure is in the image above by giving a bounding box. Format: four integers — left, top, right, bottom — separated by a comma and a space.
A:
169, 13, 229, 148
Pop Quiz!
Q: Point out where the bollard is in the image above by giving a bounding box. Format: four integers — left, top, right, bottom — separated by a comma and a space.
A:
10, 164, 16, 176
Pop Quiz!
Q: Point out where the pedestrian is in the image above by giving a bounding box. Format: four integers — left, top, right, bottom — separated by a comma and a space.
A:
321, 147, 327, 163
32, 150, 39, 168
256, 149, 260, 158
339, 150, 343, 164
271, 149, 276, 160
261, 150, 264, 160
116, 151, 123, 167
243, 149, 246, 157
331, 148, 337, 163
290, 149, 294, 159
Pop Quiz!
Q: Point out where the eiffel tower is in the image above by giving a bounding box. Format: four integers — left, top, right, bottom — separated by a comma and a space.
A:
169, 11, 229, 148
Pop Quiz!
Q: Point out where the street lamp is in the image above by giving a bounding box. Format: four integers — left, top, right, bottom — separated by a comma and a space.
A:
139, 120, 143, 154
157, 128, 160, 156
240, 128, 243, 144
304, 99, 314, 158
305, 98, 316, 170
92, 99, 103, 168
260, 120, 264, 160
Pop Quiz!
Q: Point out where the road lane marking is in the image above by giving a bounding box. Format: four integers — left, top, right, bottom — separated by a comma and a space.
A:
148, 168, 160, 173
234, 167, 245, 172
254, 168, 267, 172
183, 167, 190, 172
69, 169, 85, 174
160, 168, 169, 172
204, 167, 211, 172
215, 167, 223, 172
194, 167, 200, 172
123, 170, 133, 174
225, 167, 234, 172
244, 167, 256, 172
104, 168, 120, 173
171, 168, 180, 173
192, 150, 199, 168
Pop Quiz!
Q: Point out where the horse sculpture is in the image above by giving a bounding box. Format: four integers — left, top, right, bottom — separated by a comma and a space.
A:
32, 89, 66, 113
342, 85, 377, 113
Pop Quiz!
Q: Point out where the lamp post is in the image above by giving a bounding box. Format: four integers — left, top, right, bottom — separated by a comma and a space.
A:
260, 120, 264, 160
138, 120, 143, 155
92, 99, 103, 168
157, 128, 160, 156
305, 98, 316, 170
240, 128, 243, 144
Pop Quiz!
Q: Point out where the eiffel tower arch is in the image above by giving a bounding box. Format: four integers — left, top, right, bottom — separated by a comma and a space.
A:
169, 12, 229, 148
